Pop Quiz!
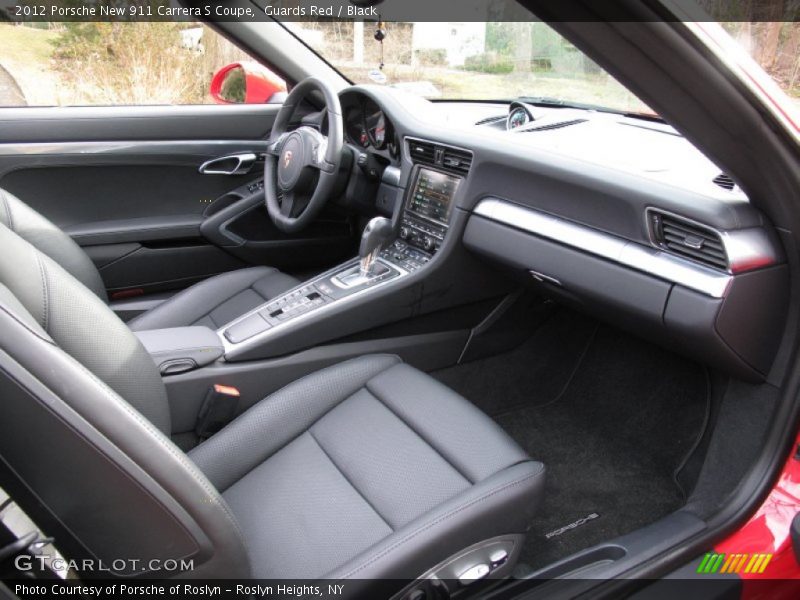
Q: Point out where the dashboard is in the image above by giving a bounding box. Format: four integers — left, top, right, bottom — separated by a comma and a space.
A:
326, 86, 788, 383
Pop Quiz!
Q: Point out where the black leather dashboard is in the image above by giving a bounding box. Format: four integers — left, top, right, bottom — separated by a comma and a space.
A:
342, 85, 788, 381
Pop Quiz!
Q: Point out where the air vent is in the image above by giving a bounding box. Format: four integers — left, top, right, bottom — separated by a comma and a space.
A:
442, 148, 472, 175
712, 173, 736, 191
522, 118, 588, 132
650, 211, 728, 271
408, 138, 473, 176
409, 140, 436, 164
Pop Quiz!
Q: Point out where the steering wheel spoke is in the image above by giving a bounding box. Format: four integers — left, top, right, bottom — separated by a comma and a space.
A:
266, 133, 289, 157
306, 130, 334, 173
279, 191, 296, 217
280, 191, 313, 219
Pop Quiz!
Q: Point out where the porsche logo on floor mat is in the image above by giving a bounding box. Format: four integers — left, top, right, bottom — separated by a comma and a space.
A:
544, 513, 600, 539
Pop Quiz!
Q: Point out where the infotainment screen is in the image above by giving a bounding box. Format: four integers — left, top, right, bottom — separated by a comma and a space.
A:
407, 168, 460, 224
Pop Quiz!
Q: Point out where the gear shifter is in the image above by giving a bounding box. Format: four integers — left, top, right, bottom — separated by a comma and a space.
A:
359, 217, 394, 276
331, 217, 396, 290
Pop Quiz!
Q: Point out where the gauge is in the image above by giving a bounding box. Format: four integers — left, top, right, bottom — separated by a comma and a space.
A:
364, 99, 390, 149
345, 106, 369, 148
507, 107, 530, 130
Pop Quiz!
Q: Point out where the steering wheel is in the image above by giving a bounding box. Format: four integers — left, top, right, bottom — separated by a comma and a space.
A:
264, 77, 344, 233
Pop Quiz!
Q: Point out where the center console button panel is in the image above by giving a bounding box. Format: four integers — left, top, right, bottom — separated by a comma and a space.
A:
221, 262, 403, 345
398, 214, 444, 253
382, 240, 431, 273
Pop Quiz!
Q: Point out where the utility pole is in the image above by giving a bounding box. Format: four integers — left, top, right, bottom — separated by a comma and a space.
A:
353, 21, 364, 64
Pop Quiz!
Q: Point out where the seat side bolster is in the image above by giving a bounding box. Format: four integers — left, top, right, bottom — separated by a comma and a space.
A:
0, 189, 108, 301
0, 300, 250, 578
0, 224, 172, 434
189, 354, 402, 492
324, 461, 546, 582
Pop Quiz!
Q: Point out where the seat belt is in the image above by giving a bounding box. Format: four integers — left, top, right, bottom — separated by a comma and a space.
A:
195, 384, 241, 440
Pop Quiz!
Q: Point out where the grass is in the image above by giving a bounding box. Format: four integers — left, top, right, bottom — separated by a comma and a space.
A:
0, 23, 56, 65
0, 23, 59, 105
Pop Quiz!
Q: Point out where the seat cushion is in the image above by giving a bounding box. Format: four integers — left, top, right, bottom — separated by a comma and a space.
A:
127, 266, 300, 331
188, 355, 545, 580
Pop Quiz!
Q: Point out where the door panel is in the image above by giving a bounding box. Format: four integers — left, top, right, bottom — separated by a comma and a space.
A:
0, 105, 277, 142
95, 244, 246, 296
1, 164, 248, 228
0, 105, 356, 296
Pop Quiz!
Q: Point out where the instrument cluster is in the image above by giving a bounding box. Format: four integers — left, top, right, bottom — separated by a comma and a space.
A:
343, 94, 399, 159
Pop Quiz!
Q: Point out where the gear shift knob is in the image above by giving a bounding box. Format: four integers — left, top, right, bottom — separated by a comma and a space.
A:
359, 217, 394, 276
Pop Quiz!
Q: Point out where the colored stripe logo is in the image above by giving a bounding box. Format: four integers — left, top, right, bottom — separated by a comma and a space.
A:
696, 552, 772, 574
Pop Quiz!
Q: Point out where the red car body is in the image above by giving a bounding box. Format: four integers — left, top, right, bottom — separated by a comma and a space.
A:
209, 61, 287, 104
714, 434, 800, 596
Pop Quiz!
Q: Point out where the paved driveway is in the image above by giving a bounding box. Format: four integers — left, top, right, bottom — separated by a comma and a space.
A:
0, 64, 26, 106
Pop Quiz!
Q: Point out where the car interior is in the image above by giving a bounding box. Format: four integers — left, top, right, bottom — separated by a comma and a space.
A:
0, 8, 799, 600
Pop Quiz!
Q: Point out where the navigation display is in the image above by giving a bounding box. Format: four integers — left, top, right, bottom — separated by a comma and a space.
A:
407, 169, 460, 224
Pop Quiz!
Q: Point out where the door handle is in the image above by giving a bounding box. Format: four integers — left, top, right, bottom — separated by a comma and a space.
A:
199, 153, 257, 176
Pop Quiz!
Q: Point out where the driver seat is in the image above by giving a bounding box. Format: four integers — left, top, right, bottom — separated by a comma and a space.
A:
0, 188, 300, 331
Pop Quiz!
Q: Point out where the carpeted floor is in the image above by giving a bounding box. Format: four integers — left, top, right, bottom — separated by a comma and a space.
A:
433, 309, 710, 570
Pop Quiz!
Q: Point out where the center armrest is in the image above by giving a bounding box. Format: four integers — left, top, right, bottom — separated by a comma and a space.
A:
134, 326, 224, 376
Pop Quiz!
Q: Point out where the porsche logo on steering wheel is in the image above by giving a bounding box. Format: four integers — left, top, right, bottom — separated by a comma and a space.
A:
283, 150, 293, 169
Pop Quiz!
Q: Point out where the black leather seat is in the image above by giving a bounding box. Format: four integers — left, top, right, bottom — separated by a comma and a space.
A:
0, 216, 546, 586
190, 354, 544, 580
0, 188, 300, 331
126, 266, 299, 331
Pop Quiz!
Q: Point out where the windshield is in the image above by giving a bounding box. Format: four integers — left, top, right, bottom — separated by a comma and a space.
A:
285, 21, 653, 114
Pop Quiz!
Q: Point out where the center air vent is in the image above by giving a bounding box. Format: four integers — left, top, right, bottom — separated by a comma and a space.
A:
649, 210, 728, 271
408, 138, 473, 176
441, 148, 472, 175
409, 140, 436, 164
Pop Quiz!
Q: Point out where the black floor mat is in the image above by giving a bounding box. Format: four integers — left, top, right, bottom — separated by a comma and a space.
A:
433, 310, 710, 570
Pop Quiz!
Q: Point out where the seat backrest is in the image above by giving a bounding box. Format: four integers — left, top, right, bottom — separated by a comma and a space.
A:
0, 188, 107, 300
0, 220, 169, 433
0, 222, 249, 578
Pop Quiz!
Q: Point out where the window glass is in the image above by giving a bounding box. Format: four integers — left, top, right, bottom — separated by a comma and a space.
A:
286, 21, 653, 114
289, 19, 799, 114
719, 22, 800, 109
0, 22, 286, 106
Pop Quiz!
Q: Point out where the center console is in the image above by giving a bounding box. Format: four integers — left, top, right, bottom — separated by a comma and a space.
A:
381, 167, 459, 272
219, 142, 468, 357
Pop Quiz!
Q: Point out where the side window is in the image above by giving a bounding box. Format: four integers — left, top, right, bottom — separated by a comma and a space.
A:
0, 22, 286, 107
